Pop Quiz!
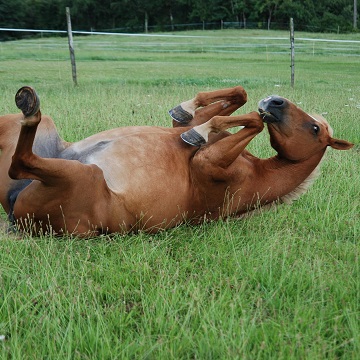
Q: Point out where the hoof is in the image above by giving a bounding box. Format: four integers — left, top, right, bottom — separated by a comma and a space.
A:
169, 105, 193, 124
15, 86, 40, 117
180, 128, 206, 147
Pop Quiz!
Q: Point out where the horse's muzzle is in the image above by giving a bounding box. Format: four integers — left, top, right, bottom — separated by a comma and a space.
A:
258, 95, 286, 123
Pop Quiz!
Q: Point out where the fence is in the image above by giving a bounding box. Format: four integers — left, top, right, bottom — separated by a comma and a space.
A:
1, 27, 360, 59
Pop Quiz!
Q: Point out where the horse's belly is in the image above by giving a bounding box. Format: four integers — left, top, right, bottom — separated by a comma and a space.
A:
104, 165, 193, 230
122, 178, 192, 231
72, 128, 198, 230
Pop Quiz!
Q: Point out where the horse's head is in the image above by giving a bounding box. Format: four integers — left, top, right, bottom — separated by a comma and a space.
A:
258, 96, 353, 161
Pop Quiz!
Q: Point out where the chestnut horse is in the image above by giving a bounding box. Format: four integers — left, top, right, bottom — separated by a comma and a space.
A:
0, 86, 353, 237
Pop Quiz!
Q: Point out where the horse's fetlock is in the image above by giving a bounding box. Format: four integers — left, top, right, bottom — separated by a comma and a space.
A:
209, 115, 222, 128
20, 111, 42, 127
195, 92, 208, 106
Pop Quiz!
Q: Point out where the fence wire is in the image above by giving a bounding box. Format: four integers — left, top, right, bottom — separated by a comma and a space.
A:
1, 27, 360, 57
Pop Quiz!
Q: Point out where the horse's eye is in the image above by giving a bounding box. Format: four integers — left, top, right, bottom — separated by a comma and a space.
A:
313, 124, 320, 135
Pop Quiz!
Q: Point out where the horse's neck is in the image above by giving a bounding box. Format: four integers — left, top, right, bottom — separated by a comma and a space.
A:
258, 150, 326, 205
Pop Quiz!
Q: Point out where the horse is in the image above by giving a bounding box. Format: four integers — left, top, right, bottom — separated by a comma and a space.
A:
0, 85, 353, 237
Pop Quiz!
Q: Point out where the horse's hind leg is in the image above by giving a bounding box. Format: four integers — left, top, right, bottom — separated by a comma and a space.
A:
9, 87, 69, 183
8, 87, 43, 181
169, 86, 247, 127
8, 87, 117, 236
9, 86, 77, 184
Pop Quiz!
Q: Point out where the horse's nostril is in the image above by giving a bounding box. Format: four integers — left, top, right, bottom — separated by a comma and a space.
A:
270, 98, 285, 107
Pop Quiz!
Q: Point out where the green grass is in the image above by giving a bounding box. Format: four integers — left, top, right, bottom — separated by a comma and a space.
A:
0, 29, 359, 358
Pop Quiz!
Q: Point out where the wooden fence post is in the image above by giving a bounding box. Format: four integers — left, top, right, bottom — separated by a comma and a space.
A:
66, 7, 78, 86
290, 18, 295, 88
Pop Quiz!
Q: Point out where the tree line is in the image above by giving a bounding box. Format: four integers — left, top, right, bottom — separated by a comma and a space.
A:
0, 0, 357, 40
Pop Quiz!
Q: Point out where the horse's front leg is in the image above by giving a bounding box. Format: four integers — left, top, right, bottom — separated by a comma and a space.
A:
186, 112, 264, 180
169, 86, 247, 127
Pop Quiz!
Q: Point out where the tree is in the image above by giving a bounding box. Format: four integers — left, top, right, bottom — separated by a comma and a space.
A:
276, 0, 316, 31
355, 0, 358, 29
0, 0, 25, 27
254, 0, 281, 30
229, 0, 255, 27
0, 0, 357, 36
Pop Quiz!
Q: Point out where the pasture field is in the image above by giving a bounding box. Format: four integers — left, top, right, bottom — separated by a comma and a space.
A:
0, 29, 359, 358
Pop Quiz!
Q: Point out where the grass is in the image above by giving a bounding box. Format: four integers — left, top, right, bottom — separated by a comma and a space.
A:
0, 29, 359, 358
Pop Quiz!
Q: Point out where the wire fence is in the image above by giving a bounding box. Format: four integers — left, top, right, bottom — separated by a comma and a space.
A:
1, 27, 360, 58
1, 19, 346, 34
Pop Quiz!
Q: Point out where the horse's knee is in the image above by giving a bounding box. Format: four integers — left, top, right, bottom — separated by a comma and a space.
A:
232, 86, 248, 105
247, 111, 264, 131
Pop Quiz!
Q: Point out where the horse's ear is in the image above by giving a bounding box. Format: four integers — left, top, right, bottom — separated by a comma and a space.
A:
329, 138, 354, 150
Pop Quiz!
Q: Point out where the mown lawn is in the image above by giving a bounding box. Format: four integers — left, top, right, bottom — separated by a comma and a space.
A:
0, 29, 359, 358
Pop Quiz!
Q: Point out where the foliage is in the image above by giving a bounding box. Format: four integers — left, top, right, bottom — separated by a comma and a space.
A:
0, 0, 357, 39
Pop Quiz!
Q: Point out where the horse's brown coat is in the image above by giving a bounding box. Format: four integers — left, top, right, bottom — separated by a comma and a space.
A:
0, 86, 353, 237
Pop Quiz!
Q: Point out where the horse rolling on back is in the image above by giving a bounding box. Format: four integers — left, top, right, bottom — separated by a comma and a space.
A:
0, 86, 353, 237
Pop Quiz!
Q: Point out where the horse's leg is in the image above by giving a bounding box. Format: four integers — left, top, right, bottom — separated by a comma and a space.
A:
9, 87, 87, 182
8, 87, 117, 235
9, 87, 43, 180
169, 86, 247, 127
183, 112, 264, 173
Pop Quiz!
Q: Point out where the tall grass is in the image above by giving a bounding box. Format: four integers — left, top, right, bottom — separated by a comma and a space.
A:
0, 30, 359, 358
